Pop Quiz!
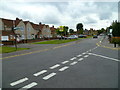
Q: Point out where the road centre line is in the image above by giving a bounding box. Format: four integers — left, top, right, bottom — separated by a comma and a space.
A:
18, 82, 37, 90
70, 57, 77, 60
50, 64, 60, 69
59, 66, 69, 71
89, 53, 120, 62
43, 73, 56, 80
10, 77, 28, 86
84, 55, 89, 58
70, 61, 78, 65
78, 58, 84, 61
33, 70, 47, 77
62, 61, 69, 64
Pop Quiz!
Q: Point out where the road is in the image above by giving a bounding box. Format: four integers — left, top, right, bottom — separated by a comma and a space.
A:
2, 36, 119, 89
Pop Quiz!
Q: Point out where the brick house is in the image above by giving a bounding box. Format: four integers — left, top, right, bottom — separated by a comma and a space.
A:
0, 18, 15, 41
24, 21, 38, 39
41, 24, 52, 38
50, 25, 57, 38
14, 18, 26, 41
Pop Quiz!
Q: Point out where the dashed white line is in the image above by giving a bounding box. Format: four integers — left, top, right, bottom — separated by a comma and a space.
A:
62, 61, 69, 64
77, 54, 82, 57
89, 53, 120, 62
43, 73, 56, 80
10, 78, 28, 86
18, 82, 37, 90
70, 57, 77, 60
78, 58, 84, 61
59, 66, 69, 71
33, 70, 47, 77
82, 53, 86, 55
50, 64, 60, 69
84, 55, 89, 58
70, 61, 78, 65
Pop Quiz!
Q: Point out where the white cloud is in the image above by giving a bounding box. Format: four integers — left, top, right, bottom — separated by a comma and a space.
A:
0, 0, 118, 30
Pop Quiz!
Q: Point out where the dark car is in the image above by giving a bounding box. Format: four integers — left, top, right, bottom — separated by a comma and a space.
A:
93, 35, 98, 38
78, 35, 87, 38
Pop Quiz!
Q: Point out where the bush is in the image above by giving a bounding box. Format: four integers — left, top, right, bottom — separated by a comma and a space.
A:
111, 37, 120, 45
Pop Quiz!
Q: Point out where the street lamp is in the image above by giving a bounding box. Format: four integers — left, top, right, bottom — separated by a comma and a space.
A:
12, 27, 18, 50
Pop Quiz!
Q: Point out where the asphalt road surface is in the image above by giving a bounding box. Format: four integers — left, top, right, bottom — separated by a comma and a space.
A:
2, 36, 120, 89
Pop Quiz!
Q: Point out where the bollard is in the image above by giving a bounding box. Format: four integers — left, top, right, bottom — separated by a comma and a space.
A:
114, 42, 116, 47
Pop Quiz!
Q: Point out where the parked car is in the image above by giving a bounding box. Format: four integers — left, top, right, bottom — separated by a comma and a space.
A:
78, 34, 87, 38
67, 35, 78, 39
93, 35, 98, 38
58, 36, 67, 40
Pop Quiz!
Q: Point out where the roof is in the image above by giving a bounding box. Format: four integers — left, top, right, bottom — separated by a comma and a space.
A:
30, 22, 40, 30
15, 18, 22, 26
2, 18, 13, 28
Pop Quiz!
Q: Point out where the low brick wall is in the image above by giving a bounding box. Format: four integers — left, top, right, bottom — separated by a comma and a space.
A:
2, 38, 58, 45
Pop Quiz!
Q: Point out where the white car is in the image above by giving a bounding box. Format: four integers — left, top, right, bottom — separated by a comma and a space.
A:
67, 35, 78, 39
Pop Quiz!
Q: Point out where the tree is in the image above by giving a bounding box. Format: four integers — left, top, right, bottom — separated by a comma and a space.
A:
69, 29, 74, 34
76, 23, 83, 34
112, 20, 120, 37
63, 26, 69, 36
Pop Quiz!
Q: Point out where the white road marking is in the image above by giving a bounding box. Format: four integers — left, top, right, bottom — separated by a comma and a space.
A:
10, 78, 28, 86
50, 64, 60, 69
43, 73, 56, 80
70, 61, 78, 65
86, 51, 89, 53
62, 61, 69, 64
33, 70, 47, 76
70, 57, 77, 60
89, 53, 120, 62
18, 82, 37, 90
88, 53, 92, 55
59, 66, 69, 71
84, 55, 89, 58
77, 54, 82, 57
78, 58, 84, 61
82, 53, 86, 55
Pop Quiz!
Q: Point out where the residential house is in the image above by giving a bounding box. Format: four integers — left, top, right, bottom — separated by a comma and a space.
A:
14, 18, 26, 41
24, 21, 38, 39
0, 18, 15, 41
50, 25, 57, 38
89, 28, 98, 35
83, 29, 89, 35
41, 24, 52, 38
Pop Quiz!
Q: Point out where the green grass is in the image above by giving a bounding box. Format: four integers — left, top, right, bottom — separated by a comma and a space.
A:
33, 36, 92, 44
0, 46, 29, 53
33, 39, 79, 44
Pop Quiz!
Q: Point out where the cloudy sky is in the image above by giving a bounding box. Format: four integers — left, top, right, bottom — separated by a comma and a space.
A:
0, 0, 119, 30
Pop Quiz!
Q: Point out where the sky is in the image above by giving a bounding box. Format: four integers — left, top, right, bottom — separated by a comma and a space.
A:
0, 0, 119, 30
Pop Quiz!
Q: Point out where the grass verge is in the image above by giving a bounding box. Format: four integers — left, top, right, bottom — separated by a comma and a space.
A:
33, 39, 79, 44
33, 36, 92, 44
0, 46, 29, 53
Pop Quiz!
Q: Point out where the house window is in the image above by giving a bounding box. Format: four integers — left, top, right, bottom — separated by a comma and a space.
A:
1, 36, 9, 41
20, 26, 24, 31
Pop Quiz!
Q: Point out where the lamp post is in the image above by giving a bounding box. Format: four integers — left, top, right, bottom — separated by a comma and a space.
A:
12, 27, 18, 50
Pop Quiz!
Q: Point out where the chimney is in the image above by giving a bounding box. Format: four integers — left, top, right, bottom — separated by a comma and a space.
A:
39, 22, 42, 25
16, 17, 19, 20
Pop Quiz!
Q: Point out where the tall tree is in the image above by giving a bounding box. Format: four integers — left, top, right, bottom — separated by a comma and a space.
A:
69, 29, 74, 34
112, 20, 120, 37
76, 23, 83, 34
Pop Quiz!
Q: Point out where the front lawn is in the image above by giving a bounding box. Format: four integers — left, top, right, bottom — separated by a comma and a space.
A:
0, 46, 29, 53
33, 39, 79, 44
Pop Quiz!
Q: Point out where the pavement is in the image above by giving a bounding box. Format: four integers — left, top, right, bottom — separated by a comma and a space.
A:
2, 36, 119, 89
96, 35, 120, 50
